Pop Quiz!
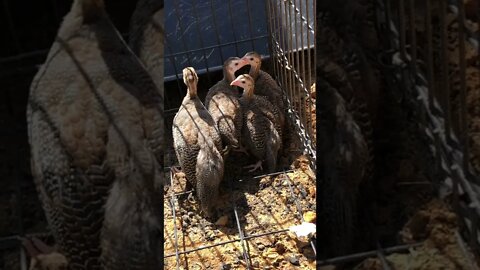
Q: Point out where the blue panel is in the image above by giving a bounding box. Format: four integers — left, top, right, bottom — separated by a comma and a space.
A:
164, 0, 270, 80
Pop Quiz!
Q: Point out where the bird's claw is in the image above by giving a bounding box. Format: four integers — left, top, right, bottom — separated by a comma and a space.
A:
244, 161, 263, 173
232, 145, 249, 155
222, 145, 231, 157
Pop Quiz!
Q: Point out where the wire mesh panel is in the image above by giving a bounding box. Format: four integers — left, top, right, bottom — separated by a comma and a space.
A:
266, 0, 316, 166
379, 0, 480, 255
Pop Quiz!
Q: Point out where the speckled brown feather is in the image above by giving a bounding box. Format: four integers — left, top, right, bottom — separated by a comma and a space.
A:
253, 70, 286, 129
205, 79, 243, 148
27, 0, 163, 269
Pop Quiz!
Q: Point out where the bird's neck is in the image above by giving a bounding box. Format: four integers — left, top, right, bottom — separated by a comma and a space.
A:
224, 69, 235, 83
243, 87, 255, 99
249, 64, 260, 80
188, 84, 198, 98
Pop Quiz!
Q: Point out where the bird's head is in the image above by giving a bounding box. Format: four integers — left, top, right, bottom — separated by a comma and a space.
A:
223, 57, 249, 81
230, 74, 255, 98
182, 67, 198, 97
241, 51, 262, 75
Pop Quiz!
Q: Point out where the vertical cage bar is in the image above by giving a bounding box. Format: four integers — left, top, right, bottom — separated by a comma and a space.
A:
281, 1, 289, 99
272, 0, 282, 91
293, 0, 304, 129
173, 0, 194, 69
245, 0, 256, 51
169, 170, 181, 270
227, 0, 241, 56
398, 0, 407, 60
384, 0, 393, 48
266, 0, 277, 81
407, 0, 416, 74
233, 207, 251, 269
288, 0, 296, 114
299, 0, 309, 138
457, 0, 469, 170
191, 0, 213, 86
209, 0, 225, 63
305, 0, 313, 95
439, 0, 451, 136
2, 0, 21, 53
425, 0, 435, 106
311, 0, 316, 144
166, 44, 186, 101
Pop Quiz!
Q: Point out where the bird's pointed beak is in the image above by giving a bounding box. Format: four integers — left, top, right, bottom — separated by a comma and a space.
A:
230, 78, 240, 87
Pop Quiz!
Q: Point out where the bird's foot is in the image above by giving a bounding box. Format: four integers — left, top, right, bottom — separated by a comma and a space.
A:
244, 160, 263, 173
232, 145, 249, 156
222, 145, 231, 157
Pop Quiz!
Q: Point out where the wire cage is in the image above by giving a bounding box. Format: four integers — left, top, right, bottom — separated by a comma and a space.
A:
164, 0, 316, 164
316, 0, 480, 268
163, 0, 316, 269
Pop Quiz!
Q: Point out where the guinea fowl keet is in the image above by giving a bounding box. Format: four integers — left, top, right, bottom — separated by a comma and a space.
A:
173, 67, 225, 218
27, 0, 163, 269
241, 51, 286, 131
231, 74, 282, 174
205, 57, 250, 155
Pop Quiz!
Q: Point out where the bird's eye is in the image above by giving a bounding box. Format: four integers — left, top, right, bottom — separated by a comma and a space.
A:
235, 63, 238, 66
242, 80, 245, 84
250, 57, 254, 61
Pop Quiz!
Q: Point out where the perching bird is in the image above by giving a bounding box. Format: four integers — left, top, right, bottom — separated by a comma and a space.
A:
173, 67, 224, 217
204, 57, 249, 154
241, 51, 286, 130
27, 0, 163, 269
231, 74, 282, 173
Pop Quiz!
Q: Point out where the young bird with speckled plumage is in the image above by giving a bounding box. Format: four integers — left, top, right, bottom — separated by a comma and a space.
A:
241, 52, 286, 131
231, 74, 282, 173
173, 67, 225, 218
205, 57, 250, 155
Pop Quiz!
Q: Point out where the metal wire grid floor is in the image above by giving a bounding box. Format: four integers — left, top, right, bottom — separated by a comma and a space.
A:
164, 167, 317, 269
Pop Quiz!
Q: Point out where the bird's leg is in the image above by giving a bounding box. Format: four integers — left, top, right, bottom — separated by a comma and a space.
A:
232, 145, 249, 155
244, 160, 263, 173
